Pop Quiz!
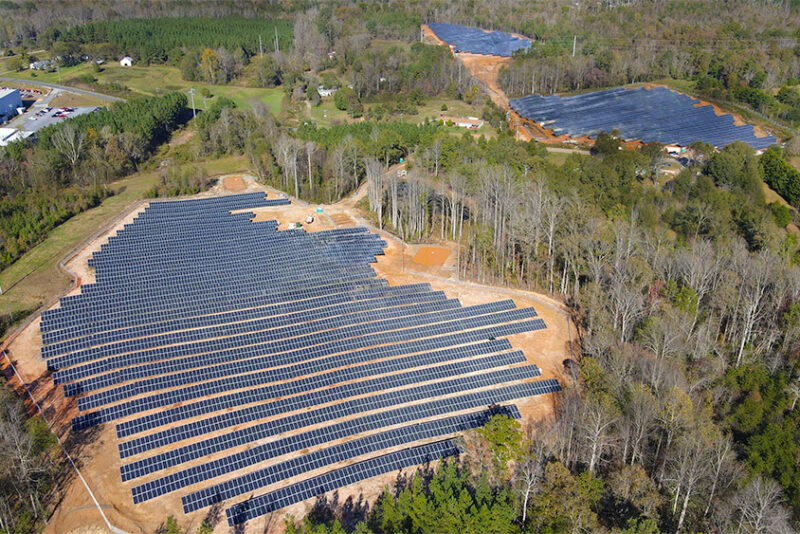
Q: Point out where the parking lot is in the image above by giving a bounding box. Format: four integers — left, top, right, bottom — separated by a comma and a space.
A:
22, 103, 97, 132
3, 87, 100, 134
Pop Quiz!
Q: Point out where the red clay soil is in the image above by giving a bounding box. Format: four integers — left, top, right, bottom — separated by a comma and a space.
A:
223, 176, 246, 192
421, 24, 512, 109
412, 246, 450, 267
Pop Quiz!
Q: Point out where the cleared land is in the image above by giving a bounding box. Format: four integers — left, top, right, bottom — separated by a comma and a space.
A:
3, 177, 572, 534
222, 175, 246, 192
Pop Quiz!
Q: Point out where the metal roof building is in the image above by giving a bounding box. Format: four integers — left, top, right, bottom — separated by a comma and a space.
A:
0, 88, 22, 123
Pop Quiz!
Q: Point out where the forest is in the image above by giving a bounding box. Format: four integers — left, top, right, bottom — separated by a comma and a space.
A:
0, 383, 59, 534
0, 92, 187, 270
23, 0, 800, 133
54, 17, 293, 64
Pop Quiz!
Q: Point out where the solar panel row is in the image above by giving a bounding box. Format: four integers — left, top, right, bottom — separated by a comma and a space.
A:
40, 193, 559, 520
77, 330, 504, 412
57, 306, 539, 388
45, 283, 432, 347
50, 285, 439, 357
181, 407, 514, 512
42, 278, 391, 337
86, 348, 530, 434
510, 86, 777, 150
225, 440, 460, 525
121, 378, 557, 482
427, 23, 531, 57
116, 351, 531, 456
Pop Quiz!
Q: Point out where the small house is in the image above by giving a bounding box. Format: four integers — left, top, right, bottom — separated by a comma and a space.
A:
28, 60, 52, 70
317, 85, 337, 98
120, 56, 133, 67
440, 115, 484, 130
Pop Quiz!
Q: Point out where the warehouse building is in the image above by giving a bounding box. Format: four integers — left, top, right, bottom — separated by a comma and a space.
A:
0, 88, 22, 123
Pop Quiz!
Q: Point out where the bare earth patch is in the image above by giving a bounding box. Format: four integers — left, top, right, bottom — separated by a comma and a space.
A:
412, 246, 450, 267
223, 175, 246, 192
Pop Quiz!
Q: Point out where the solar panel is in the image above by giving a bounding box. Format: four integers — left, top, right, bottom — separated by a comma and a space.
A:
39, 193, 559, 518
225, 440, 460, 525
427, 23, 532, 57
180, 407, 516, 512
510, 86, 777, 150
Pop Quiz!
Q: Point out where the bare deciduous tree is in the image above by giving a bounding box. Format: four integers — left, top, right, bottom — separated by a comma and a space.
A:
52, 123, 86, 169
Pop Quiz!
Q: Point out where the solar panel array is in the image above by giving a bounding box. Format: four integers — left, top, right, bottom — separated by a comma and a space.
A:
40, 193, 560, 526
510, 86, 778, 150
426, 23, 532, 57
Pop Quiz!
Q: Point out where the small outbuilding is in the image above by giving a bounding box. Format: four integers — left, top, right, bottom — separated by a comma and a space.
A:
440, 115, 484, 130
317, 85, 337, 98
120, 56, 133, 67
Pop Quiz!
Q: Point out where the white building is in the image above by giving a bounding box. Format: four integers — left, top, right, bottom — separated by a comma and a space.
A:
120, 56, 133, 67
0, 88, 22, 122
317, 85, 337, 97
28, 59, 52, 70
0, 127, 33, 146
440, 115, 484, 129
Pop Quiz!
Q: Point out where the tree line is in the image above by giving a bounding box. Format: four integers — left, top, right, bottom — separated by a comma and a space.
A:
56, 17, 293, 62
0, 384, 59, 534
0, 92, 187, 270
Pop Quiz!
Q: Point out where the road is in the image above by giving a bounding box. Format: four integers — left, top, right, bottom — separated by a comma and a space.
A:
0, 76, 124, 102
546, 146, 590, 156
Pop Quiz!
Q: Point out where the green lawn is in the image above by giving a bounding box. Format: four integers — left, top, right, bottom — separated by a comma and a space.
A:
11, 63, 286, 115
0, 154, 246, 317
305, 95, 495, 136
544, 150, 571, 166
307, 98, 348, 126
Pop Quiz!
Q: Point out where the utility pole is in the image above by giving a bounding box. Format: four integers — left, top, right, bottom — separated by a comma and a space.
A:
274, 27, 279, 53
401, 231, 405, 272
572, 35, 577, 57
188, 87, 196, 118
259, 35, 263, 57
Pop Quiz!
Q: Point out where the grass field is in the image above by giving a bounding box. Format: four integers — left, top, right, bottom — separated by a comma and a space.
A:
0, 154, 247, 317
11, 63, 286, 115
48, 92, 109, 108
306, 95, 496, 136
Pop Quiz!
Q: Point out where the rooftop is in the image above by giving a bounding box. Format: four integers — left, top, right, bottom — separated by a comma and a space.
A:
0, 88, 20, 99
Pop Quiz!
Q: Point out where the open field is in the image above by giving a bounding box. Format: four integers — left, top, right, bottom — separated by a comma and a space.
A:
11, 63, 286, 114
3, 175, 571, 534
308, 95, 495, 136
48, 92, 109, 108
